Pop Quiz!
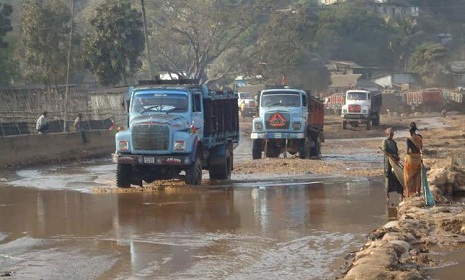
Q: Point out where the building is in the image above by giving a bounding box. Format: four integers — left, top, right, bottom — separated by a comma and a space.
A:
368, 0, 419, 18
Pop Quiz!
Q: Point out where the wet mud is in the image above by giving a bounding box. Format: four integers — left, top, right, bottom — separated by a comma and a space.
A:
0, 160, 389, 279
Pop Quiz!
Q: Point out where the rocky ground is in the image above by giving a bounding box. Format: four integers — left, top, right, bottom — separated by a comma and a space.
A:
234, 112, 465, 279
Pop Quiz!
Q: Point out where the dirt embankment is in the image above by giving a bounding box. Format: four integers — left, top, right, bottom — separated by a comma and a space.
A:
235, 112, 465, 279
235, 113, 465, 178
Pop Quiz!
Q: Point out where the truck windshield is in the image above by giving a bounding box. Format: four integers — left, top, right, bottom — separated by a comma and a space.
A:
132, 92, 188, 113
239, 92, 252, 99
261, 93, 300, 107
347, 92, 367, 100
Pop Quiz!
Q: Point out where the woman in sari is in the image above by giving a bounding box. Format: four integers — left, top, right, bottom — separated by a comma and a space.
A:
404, 122, 423, 197
382, 127, 403, 200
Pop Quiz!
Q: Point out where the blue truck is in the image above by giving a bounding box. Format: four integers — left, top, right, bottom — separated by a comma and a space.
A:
112, 79, 239, 187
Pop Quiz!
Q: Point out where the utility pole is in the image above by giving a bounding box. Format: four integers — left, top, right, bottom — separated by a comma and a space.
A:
141, 0, 154, 79
64, 0, 74, 132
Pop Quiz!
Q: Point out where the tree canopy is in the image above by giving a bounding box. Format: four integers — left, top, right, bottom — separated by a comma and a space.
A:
5, 0, 465, 89
20, 0, 77, 87
82, 0, 144, 86
146, 0, 269, 84
0, 3, 12, 48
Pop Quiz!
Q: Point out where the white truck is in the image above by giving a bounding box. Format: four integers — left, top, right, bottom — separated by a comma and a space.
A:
236, 92, 257, 118
341, 89, 382, 130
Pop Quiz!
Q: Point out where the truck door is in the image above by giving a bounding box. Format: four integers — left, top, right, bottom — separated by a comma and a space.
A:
192, 92, 204, 137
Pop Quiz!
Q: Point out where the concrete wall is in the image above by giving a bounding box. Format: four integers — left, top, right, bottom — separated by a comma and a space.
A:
0, 130, 116, 167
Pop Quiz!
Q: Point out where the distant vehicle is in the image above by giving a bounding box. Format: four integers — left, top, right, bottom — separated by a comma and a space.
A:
112, 79, 239, 187
251, 88, 324, 159
236, 92, 257, 117
402, 88, 445, 112
341, 89, 382, 130
324, 93, 344, 115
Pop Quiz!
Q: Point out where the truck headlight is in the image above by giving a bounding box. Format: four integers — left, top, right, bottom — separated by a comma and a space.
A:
293, 122, 301, 130
118, 140, 128, 151
254, 122, 263, 130
174, 140, 186, 151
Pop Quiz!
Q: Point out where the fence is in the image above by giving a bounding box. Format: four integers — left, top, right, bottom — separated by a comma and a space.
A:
0, 118, 116, 137
0, 87, 128, 134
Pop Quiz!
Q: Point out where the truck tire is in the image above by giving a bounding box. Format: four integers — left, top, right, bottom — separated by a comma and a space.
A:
265, 142, 280, 158
252, 139, 262, 159
116, 164, 131, 188
366, 120, 371, 130
373, 114, 380, 126
186, 157, 202, 185
299, 137, 311, 159
310, 137, 321, 157
209, 150, 232, 180
342, 121, 347, 129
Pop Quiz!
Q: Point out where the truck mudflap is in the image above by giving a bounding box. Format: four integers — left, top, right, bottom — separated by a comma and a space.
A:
251, 132, 305, 139
112, 153, 192, 166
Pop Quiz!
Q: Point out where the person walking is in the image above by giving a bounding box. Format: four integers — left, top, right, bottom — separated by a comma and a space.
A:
240, 100, 246, 119
382, 127, 403, 200
73, 113, 82, 132
404, 122, 423, 197
36, 111, 49, 134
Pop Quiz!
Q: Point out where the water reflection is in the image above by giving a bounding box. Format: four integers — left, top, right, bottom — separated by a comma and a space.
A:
0, 176, 387, 279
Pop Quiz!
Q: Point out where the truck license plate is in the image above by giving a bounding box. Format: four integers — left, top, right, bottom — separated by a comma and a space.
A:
143, 157, 155, 164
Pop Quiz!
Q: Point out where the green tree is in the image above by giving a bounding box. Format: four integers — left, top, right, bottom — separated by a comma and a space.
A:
408, 42, 448, 87
82, 0, 144, 86
252, 3, 330, 91
146, 0, 268, 84
20, 0, 77, 87
314, 1, 393, 68
0, 41, 20, 86
0, 2, 16, 86
385, 16, 422, 73
0, 2, 12, 48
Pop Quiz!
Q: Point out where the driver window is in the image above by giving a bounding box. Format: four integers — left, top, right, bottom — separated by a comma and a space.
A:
193, 94, 201, 112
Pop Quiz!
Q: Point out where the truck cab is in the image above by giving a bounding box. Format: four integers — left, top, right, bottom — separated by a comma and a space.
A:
251, 88, 324, 159
341, 89, 381, 130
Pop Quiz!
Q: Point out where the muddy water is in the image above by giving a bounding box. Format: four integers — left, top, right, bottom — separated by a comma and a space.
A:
0, 160, 389, 280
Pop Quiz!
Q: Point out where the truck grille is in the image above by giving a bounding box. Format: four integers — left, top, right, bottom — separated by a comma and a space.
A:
132, 124, 169, 151
348, 104, 361, 112
265, 112, 290, 129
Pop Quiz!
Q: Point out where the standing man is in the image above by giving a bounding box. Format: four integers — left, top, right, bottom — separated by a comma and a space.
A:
240, 100, 246, 119
36, 111, 49, 134
73, 113, 82, 132
382, 127, 403, 200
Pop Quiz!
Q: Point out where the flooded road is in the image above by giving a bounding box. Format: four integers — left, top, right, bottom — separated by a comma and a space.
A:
0, 159, 388, 280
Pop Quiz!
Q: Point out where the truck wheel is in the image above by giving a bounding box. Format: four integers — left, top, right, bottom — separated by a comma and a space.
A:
366, 120, 371, 130
342, 121, 347, 129
310, 137, 321, 157
116, 164, 131, 188
252, 139, 262, 159
299, 137, 311, 159
209, 150, 232, 180
186, 157, 202, 185
265, 143, 280, 158
373, 114, 380, 126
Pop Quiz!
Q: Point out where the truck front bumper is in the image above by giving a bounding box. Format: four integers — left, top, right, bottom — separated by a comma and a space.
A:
251, 132, 305, 139
343, 114, 369, 119
112, 153, 192, 166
